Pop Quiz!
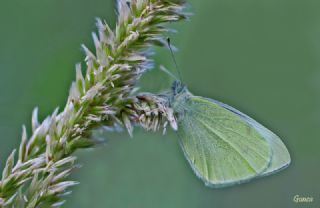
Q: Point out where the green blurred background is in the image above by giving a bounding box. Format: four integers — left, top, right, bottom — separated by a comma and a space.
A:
0, 0, 319, 207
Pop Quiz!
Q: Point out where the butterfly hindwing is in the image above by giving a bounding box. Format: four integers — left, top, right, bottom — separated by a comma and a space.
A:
175, 96, 272, 187
210, 99, 291, 176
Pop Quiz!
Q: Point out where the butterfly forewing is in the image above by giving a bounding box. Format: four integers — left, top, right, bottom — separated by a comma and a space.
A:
175, 96, 272, 187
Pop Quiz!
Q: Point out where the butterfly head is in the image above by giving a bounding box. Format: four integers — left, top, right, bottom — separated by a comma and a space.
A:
171, 80, 187, 96
169, 80, 191, 115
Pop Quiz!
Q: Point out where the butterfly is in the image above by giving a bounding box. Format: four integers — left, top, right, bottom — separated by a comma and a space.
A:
167, 80, 290, 188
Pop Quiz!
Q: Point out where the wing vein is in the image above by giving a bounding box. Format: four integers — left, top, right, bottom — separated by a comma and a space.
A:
193, 110, 270, 162
197, 119, 257, 173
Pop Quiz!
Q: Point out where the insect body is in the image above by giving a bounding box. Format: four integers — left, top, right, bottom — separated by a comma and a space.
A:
168, 80, 290, 188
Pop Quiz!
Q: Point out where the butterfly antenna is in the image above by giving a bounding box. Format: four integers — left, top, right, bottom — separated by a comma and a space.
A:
160, 65, 178, 80
167, 37, 182, 81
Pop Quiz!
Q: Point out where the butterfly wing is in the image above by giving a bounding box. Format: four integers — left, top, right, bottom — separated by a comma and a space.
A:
210, 99, 291, 176
176, 96, 272, 187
